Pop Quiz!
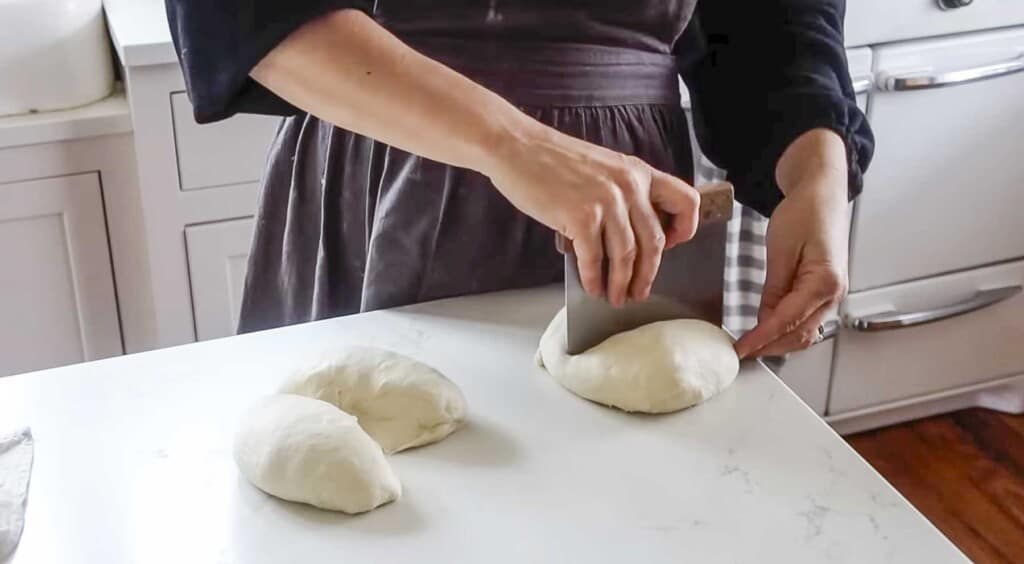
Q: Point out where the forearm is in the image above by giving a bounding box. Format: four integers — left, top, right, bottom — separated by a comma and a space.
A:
250, 9, 538, 175
775, 128, 848, 200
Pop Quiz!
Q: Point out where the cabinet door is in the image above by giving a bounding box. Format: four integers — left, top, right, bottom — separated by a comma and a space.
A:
185, 218, 254, 341
829, 259, 1024, 414
0, 173, 122, 376
171, 92, 279, 192
850, 28, 1024, 291
776, 337, 835, 416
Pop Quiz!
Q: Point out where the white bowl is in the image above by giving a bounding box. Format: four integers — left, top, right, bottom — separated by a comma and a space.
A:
0, 0, 114, 117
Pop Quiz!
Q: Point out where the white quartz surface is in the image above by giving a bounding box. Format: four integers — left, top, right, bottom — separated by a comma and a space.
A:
0, 287, 964, 563
103, 0, 177, 67
0, 90, 130, 149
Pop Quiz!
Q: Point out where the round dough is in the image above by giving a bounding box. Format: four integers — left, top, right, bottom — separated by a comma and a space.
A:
535, 309, 739, 413
233, 394, 401, 513
281, 347, 467, 453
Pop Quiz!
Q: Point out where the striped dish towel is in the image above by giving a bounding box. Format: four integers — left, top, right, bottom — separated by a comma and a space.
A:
692, 151, 768, 338
724, 202, 769, 336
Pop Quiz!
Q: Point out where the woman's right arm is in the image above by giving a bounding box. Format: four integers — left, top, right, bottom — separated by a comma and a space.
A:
247, 10, 699, 307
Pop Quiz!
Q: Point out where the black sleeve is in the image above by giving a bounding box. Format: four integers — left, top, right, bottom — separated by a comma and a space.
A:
165, 0, 373, 123
677, 0, 874, 217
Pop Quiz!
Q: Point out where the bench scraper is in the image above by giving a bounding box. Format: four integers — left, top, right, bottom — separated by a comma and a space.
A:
564, 180, 734, 354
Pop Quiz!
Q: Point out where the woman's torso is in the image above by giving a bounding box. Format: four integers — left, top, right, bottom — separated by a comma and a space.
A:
239, 1, 704, 330
374, 0, 696, 54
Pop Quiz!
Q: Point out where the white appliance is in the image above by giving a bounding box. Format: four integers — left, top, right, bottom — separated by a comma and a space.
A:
829, 25, 1024, 429
849, 27, 1024, 291
846, 0, 1024, 47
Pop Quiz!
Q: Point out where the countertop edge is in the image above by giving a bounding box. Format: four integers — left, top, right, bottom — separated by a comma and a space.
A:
104, 0, 179, 68
0, 89, 133, 150
117, 41, 180, 68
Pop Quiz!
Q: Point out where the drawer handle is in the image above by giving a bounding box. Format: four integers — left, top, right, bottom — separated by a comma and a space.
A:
880, 55, 1024, 91
848, 285, 1022, 332
820, 318, 840, 341
851, 76, 873, 95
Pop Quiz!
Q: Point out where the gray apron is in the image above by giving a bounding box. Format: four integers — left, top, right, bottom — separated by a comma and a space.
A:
238, 0, 766, 337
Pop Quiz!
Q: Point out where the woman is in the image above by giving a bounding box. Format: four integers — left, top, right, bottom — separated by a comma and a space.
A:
166, 0, 872, 359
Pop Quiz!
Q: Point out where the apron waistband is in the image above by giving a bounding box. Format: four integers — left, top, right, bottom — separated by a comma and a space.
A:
404, 38, 682, 107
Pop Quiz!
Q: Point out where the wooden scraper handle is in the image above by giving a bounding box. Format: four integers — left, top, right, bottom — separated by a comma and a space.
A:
555, 180, 735, 253
696, 180, 734, 226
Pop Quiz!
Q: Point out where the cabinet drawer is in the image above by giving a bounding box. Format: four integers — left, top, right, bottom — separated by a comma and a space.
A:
185, 218, 255, 341
829, 259, 1024, 414
851, 28, 1024, 291
171, 92, 279, 191
846, 0, 1024, 47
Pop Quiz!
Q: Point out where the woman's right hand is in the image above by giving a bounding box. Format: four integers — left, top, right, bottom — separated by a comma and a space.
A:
484, 125, 702, 307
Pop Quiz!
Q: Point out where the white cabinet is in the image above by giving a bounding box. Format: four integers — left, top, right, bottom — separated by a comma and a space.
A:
830, 258, 1024, 413
120, 62, 262, 350
170, 92, 279, 192
0, 173, 122, 375
850, 28, 1024, 291
185, 218, 255, 341
776, 336, 836, 416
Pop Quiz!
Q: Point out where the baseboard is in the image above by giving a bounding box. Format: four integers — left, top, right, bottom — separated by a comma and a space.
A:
826, 373, 1024, 435
977, 385, 1024, 414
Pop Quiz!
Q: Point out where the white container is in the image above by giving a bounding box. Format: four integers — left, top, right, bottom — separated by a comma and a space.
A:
0, 0, 114, 117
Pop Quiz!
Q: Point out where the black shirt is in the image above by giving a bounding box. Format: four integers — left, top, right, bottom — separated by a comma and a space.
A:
164, 0, 873, 216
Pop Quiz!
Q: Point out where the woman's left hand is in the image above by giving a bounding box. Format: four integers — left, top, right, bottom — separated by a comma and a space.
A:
734, 129, 851, 359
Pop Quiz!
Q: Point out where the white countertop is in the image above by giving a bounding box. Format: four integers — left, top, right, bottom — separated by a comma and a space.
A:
0, 89, 131, 149
0, 287, 963, 563
103, 0, 177, 67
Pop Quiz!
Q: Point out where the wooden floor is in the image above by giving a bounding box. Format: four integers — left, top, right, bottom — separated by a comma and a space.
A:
847, 408, 1024, 563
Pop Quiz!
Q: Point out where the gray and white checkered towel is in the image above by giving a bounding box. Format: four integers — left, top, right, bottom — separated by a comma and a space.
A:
724, 202, 769, 337
692, 151, 768, 338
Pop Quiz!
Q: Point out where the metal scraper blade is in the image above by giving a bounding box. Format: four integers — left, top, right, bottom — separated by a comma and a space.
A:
564, 181, 733, 354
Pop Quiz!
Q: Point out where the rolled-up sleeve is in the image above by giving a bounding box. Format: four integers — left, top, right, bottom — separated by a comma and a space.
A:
678, 0, 874, 217
165, 0, 372, 123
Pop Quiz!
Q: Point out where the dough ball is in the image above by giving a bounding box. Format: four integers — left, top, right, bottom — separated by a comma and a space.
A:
281, 347, 467, 453
535, 309, 739, 413
233, 394, 401, 513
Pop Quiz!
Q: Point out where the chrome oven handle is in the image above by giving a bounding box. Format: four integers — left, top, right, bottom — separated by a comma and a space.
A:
879, 55, 1024, 91
820, 318, 840, 341
847, 285, 1022, 332
851, 76, 873, 95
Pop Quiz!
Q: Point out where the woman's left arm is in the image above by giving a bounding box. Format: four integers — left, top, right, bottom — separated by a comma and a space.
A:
679, 0, 875, 358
